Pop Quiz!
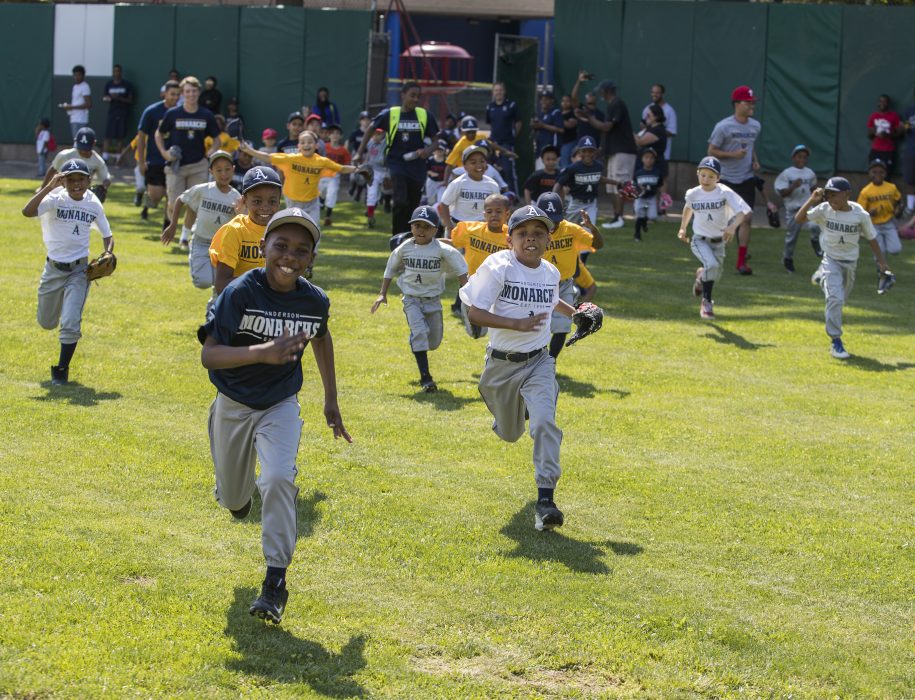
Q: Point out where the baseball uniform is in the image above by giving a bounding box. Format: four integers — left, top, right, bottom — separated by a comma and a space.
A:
52, 148, 110, 185
269, 152, 343, 223
857, 181, 902, 258
209, 215, 266, 279
180, 182, 241, 289
439, 173, 500, 223
685, 183, 752, 283
776, 164, 820, 260
450, 220, 508, 338
556, 159, 603, 224
542, 221, 595, 333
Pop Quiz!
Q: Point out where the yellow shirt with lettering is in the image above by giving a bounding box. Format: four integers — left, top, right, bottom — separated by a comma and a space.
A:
204, 131, 241, 155
446, 133, 492, 168
270, 152, 342, 202
450, 221, 508, 275
857, 181, 900, 225
209, 215, 266, 276
543, 220, 594, 279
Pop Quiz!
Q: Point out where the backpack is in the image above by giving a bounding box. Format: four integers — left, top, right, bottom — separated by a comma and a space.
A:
47, 133, 57, 152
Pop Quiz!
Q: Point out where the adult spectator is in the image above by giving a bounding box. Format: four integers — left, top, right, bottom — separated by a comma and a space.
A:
530, 90, 563, 169
311, 87, 341, 127
867, 94, 902, 175
635, 105, 668, 172
559, 95, 578, 168
641, 84, 677, 162
580, 79, 637, 229
900, 89, 915, 218
102, 64, 134, 160
486, 81, 522, 192
154, 76, 221, 228
571, 71, 605, 144
201, 76, 222, 114
708, 85, 761, 275
136, 80, 181, 223
357, 82, 439, 234
61, 65, 92, 139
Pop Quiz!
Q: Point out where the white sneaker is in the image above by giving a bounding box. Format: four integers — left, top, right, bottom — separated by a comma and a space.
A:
601, 216, 625, 229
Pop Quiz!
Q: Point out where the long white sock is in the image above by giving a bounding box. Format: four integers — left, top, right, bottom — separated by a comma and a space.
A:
179, 226, 191, 244
907, 194, 915, 210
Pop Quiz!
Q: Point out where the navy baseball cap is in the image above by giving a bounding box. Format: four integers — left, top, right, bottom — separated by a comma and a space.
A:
574, 135, 599, 152
597, 79, 617, 92
60, 158, 90, 176
868, 158, 888, 171
640, 146, 658, 157
74, 127, 96, 149
435, 139, 449, 151
264, 207, 321, 249
539, 144, 560, 158
824, 176, 852, 192
462, 144, 490, 163
208, 150, 233, 166
241, 166, 282, 194
460, 116, 479, 132
508, 204, 555, 234
536, 192, 565, 223
287, 111, 305, 123
408, 205, 440, 228
539, 88, 555, 98
791, 144, 810, 156
697, 156, 721, 175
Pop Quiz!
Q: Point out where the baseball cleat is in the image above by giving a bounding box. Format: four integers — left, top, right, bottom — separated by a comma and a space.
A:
249, 577, 288, 624
323, 217, 332, 227
737, 264, 753, 276
877, 271, 895, 295
693, 267, 704, 297
534, 500, 564, 531
420, 378, 437, 393
140, 207, 149, 220
830, 337, 850, 360
50, 365, 69, 386
783, 257, 795, 273
367, 215, 376, 229
230, 498, 252, 520
601, 216, 625, 229
700, 299, 715, 320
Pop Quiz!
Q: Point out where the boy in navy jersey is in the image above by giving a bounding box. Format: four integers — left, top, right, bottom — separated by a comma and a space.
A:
632, 147, 663, 241
554, 135, 605, 225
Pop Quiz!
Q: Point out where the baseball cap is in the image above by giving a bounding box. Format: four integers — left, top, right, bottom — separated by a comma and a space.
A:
408, 205, 440, 228
574, 135, 598, 152
462, 144, 490, 163
60, 158, 90, 177
824, 176, 851, 192
74, 127, 96, 149
868, 158, 888, 171
241, 166, 282, 194
731, 85, 756, 102
262, 128, 279, 140
597, 79, 617, 92
640, 146, 658, 157
697, 156, 722, 175
208, 150, 233, 166
539, 144, 560, 159
535, 192, 565, 223
326, 123, 343, 132
508, 204, 555, 234
305, 113, 322, 124
263, 207, 321, 249
791, 144, 810, 156
287, 111, 305, 123
460, 116, 479, 132
359, 110, 370, 119
435, 139, 449, 151
539, 88, 555, 98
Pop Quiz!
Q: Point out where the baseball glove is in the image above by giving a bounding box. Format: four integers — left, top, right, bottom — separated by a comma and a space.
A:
86, 251, 117, 282
877, 270, 896, 295
766, 202, 781, 228
353, 164, 374, 187
565, 302, 604, 347
659, 192, 673, 212
91, 184, 107, 203
618, 180, 642, 201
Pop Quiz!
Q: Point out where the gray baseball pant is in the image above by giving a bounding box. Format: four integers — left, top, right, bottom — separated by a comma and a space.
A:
402, 295, 443, 352
550, 278, 576, 333
285, 196, 320, 224
37, 259, 90, 344
478, 349, 562, 489
208, 392, 302, 569
873, 221, 902, 257
783, 208, 821, 259
189, 236, 214, 289
567, 198, 598, 226
690, 236, 725, 282
819, 256, 857, 339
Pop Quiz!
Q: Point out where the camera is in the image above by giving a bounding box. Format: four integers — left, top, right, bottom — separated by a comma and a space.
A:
582, 71, 595, 80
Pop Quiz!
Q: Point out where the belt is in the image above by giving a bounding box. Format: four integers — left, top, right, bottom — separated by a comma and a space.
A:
47, 256, 87, 271
696, 236, 723, 244
490, 346, 545, 362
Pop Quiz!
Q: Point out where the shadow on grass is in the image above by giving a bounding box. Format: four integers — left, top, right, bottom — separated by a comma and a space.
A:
243, 490, 326, 542
225, 586, 367, 697
702, 323, 774, 351
500, 502, 643, 575
401, 387, 476, 411
844, 355, 915, 373
556, 373, 600, 398
32, 381, 122, 406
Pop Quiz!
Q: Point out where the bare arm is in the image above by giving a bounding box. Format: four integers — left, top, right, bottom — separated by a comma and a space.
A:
201, 330, 308, 369
868, 238, 888, 271
371, 277, 393, 313
579, 210, 603, 249
240, 142, 272, 162
154, 129, 171, 161
437, 202, 453, 233
161, 199, 185, 245
677, 204, 694, 243
794, 188, 824, 225
310, 331, 352, 442
467, 306, 549, 331
213, 262, 235, 294
555, 299, 577, 318
579, 283, 596, 304
22, 175, 64, 216
40, 166, 58, 189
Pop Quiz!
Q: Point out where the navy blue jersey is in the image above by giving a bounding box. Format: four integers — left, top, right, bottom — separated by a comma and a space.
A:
198, 268, 330, 410
486, 99, 519, 145
373, 107, 440, 182
426, 157, 447, 183
535, 107, 564, 152
522, 169, 560, 201
104, 80, 133, 117
138, 101, 169, 166
158, 105, 220, 166
347, 128, 365, 154
634, 163, 663, 198
556, 160, 603, 202
276, 137, 298, 155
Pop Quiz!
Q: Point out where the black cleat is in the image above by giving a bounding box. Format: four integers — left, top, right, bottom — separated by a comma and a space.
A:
534, 499, 564, 531
140, 207, 149, 220
133, 191, 143, 207
737, 264, 753, 276
249, 577, 288, 624
783, 257, 795, 273
50, 365, 69, 385
878, 271, 896, 295
230, 499, 252, 519
420, 377, 437, 393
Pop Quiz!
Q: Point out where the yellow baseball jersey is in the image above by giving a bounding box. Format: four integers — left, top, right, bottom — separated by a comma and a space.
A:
209, 214, 266, 276
270, 152, 342, 202
543, 220, 595, 279
204, 131, 241, 155
449, 221, 508, 274
446, 133, 491, 168
857, 181, 900, 225
574, 259, 595, 289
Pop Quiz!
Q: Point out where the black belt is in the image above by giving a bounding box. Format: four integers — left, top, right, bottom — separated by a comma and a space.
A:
47, 257, 87, 271
697, 236, 723, 244
490, 347, 545, 362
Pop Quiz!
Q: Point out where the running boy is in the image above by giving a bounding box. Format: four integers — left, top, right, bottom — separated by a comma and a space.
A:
632, 147, 663, 241
371, 206, 468, 392
363, 128, 388, 228
200, 206, 351, 624
523, 145, 560, 204
776, 144, 821, 273
553, 135, 605, 224
677, 157, 751, 320
22, 159, 115, 385
437, 145, 500, 233
42, 127, 111, 193
796, 177, 891, 359
425, 140, 449, 205
857, 158, 902, 287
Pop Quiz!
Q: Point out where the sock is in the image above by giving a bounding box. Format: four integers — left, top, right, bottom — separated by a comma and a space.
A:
266, 566, 286, 584
634, 217, 646, 238
702, 280, 714, 302
737, 245, 748, 268
549, 333, 566, 359
179, 225, 191, 244
413, 350, 430, 380
538, 487, 554, 503
907, 194, 915, 209
366, 205, 375, 217
324, 207, 333, 219
58, 342, 77, 369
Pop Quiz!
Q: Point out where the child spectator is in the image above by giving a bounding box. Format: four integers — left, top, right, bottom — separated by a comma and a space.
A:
857, 158, 903, 282
633, 147, 663, 241
261, 128, 278, 153
425, 140, 449, 205
553, 135, 604, 225
363, 128, 388, 228
276, 112, 305, 155
438, 146, 501, 234
523, 146, 561, 204
35, 118, 53, 178
319, 124, 352, 227
776, 144, 821, 273
371, 206, 468, 392
303, 114, 327, 156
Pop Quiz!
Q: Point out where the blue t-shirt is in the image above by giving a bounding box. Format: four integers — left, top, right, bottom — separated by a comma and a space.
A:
372, 107, 440, 182
158, 105, 220, 166
634, 163, 663, 198
903, 104, 915, 153
556, 160, 603, 202
486, 99, 519, 145
198, 268, 330, 410
576, 107, 604, 141
535, 107, 564, 152
138, 101, 169, 166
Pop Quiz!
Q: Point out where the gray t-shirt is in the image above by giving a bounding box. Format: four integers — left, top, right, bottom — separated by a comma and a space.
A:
384, 238, 468, 297
774, 166, 817, 212
806, 201, 876, 262
180, 182, 241, 241
708, 115, 761, 183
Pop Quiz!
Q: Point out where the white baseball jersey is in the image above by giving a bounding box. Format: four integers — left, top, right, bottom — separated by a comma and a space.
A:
806, 201, 876, 262
37, 189, 111, 262
460, 249, 560, 353
180, 182, 241, 242
775, 166, 817, 211
52, 148, 110, 184
384, 238, 467, 297
451, 164, 508, 190
440, 174, 500, 222
685, 183, 751, 239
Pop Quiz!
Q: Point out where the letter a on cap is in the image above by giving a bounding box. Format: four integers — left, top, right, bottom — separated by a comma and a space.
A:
252, 168, 267, 181
527, 206, 538, 216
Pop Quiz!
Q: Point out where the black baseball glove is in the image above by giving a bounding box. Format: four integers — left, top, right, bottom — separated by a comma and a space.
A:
91, 184, 108, 203
565, 302, 604, 347
354, 164, 374, 187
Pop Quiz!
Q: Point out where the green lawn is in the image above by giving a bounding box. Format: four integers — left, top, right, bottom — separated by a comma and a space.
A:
0, 178, 912, 699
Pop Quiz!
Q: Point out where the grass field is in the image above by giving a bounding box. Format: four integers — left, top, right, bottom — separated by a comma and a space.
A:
0, 177, 912, 699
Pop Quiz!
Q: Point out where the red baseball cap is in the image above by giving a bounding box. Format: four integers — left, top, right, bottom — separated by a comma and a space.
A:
261, 128, 278, 139
305, 113, 322, 123
731, 85, 756, 102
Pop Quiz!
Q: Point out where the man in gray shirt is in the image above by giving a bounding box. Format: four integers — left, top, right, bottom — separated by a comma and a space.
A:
708, 85, 761, 275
